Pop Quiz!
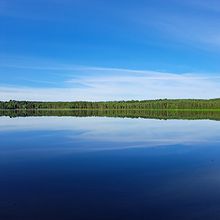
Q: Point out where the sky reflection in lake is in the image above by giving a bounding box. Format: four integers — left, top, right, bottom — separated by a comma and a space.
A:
1, 117, 220, 152
1, 117, 220, 220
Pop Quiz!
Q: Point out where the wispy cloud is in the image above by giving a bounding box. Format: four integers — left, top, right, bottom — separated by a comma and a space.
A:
179, 0, 220, 13
0, 66, 220, 101
2, 0, 220, 49
126, 0, 220, 49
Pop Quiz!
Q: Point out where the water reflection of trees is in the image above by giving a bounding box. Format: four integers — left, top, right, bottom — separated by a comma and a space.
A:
1, 109, 220, 121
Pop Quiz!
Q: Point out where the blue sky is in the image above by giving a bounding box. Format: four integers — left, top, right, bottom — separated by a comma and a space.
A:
1, 0, 220, 101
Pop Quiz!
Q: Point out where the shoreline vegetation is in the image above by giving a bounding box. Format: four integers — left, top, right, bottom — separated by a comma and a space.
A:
1, 99, 220, 120
1, 99, 220, 110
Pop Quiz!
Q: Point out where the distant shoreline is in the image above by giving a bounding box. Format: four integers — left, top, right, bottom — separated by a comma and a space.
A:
1, 99, 220, 110
1, 108, 220, 111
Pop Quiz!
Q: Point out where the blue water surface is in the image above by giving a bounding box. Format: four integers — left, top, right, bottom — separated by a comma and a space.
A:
1, 117, 220, 220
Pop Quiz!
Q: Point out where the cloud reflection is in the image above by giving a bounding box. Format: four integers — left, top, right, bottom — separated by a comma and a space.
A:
0, 117, 220, 152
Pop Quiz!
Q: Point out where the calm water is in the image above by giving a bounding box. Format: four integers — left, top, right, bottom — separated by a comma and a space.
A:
1, 116, 220, 219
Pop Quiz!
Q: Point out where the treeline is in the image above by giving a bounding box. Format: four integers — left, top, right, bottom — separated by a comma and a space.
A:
1, 99, 220, 110
2, 109, 220, 121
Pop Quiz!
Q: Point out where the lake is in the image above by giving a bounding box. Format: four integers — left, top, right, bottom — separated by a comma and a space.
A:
1, 112, 220, 219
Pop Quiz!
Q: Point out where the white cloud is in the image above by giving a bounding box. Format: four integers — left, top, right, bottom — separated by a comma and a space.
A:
0, 67, 220, 101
